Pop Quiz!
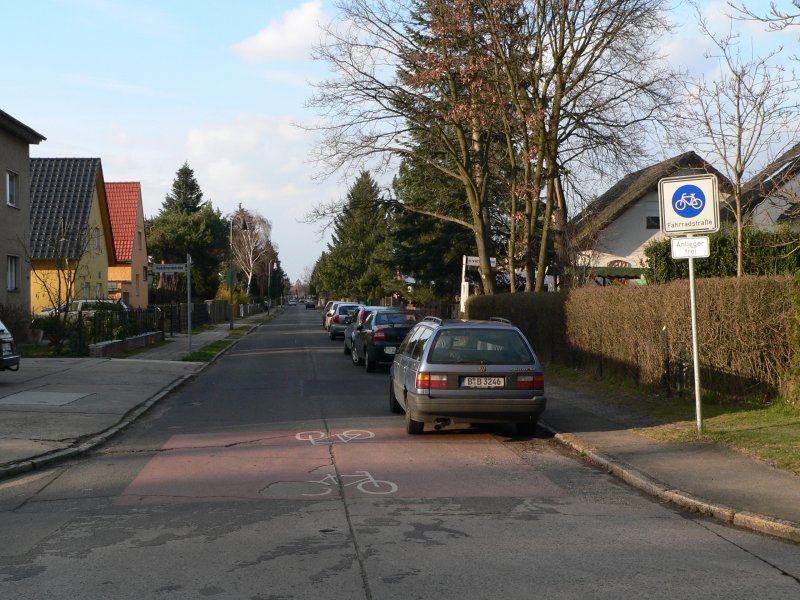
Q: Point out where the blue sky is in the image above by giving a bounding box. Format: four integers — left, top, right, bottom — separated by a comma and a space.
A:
3, 1, 797, 282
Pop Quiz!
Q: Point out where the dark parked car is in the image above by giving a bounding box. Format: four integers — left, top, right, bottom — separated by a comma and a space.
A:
343, 305, 387, 355
351, 309, 423, 372
305, 299, 316, 309
0, 317, 20, 372
389, 317, 546, 435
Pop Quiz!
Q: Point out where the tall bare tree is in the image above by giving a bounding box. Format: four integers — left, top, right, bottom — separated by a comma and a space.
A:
307, 0, 503, 293
673, 13, 800, 276
230, 206, 273, 297
482, 0, 677, 290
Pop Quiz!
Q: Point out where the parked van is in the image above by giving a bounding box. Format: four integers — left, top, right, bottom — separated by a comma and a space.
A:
0, 317, 20, 371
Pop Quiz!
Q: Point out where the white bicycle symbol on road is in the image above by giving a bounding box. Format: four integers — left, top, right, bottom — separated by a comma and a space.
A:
295, 430, 375, 445
674, 192, 703, 211
302, 470, 398, 496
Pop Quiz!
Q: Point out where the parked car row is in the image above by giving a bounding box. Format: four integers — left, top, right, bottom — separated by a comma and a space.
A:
319, 301, 547, 436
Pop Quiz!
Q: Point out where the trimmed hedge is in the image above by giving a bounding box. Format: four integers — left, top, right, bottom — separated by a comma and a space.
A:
466, 291, 570, 366
467, 276, 798, 403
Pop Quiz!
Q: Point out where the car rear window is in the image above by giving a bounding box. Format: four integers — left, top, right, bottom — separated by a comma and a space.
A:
375, 312, 421, 326
427, 328, 534, 365
337, 304, 357, 314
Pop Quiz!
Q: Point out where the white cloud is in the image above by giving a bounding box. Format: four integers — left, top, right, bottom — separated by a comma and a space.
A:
61, 73, 168, 97
232, 1, 324, 63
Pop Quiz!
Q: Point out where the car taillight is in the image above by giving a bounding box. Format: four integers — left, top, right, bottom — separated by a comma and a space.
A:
415, 373, 447, 389
333, 315, 340, 324
372, 327, 386, 341
516, 374, 544, 391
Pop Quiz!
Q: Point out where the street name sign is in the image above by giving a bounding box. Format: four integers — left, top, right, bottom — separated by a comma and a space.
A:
658, 174, 720, 236
465, 256, 497, 268
153, 263, 187, 274
671, 236, 710, 259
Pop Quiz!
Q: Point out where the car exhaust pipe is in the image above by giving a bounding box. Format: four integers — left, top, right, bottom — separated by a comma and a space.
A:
433, 418, 451, 430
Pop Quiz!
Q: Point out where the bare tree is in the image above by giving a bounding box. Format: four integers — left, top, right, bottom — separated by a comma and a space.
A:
231, 206, 273, 297
673, 13, 800, 276
482, 0, 677, 291
27, 218, 92, 351
728, 1, 800, 32
307, 0, 504, 293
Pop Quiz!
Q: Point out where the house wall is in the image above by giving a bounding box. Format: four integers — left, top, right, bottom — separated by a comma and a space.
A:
0, 128, 32, 315
590, 190, 665, 268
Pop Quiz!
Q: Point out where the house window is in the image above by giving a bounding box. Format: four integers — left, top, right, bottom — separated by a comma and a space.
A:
94, 227, 101, 253
138, 230, 143, 250
646, 216, 660, 229
95, 283, 102, 298
135, 273, 140, 296
84, 282, 91, 299
6, 171, 18, 207
6, 255, 19, 291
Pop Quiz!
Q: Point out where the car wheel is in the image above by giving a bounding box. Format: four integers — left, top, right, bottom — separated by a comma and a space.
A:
516, 420, 538, 436
365, 348, 376, 372
352, 345, 364, 366
329, 330, 336, 341
389, 378, 402, 413
405, 410, 424, 435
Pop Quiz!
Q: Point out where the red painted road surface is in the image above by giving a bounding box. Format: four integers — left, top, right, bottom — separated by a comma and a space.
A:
119, 428, 565, 504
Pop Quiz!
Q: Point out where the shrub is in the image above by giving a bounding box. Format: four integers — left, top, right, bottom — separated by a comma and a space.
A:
466, 291, 570, 365
466, 276, 795, 401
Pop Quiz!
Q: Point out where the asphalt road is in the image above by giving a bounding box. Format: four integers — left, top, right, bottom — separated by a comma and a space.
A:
1, 308, 798, 599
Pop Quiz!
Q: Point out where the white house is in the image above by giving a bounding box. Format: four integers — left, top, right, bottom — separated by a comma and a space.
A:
572, 152, 729, 285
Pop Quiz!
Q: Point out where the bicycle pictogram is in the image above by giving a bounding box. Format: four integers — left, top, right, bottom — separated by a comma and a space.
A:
674, 192, 703, 211
671, 184, 706, 218
295, 430, 375, 445
302, 470, 398, 496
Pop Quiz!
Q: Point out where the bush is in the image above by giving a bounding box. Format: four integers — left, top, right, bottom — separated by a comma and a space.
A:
466, 276, 796, 402
466, 291, 570, 365
644, 225, 800, 283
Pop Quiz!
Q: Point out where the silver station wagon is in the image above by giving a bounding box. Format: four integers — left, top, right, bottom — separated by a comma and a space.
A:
389, 317, 546, 435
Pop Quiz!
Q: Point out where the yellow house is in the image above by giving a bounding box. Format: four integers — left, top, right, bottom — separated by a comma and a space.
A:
29, 158, 114, 314
106, 182, 149, 309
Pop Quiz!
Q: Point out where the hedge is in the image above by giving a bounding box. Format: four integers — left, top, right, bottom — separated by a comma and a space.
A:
467, 276, 798, 403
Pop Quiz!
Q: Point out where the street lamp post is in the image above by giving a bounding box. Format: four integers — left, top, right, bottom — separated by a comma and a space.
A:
267, 260, 276, 312
229, 219, 235, 330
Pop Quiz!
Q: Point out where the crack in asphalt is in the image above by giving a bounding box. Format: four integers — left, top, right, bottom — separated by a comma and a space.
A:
96, 432, 297, 455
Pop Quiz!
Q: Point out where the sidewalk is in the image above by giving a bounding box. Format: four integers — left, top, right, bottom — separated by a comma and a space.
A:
0, 309, 797, 543
0, 312, 270, 478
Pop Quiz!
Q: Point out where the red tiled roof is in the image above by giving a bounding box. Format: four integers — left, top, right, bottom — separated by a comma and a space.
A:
105, 182, 141, 262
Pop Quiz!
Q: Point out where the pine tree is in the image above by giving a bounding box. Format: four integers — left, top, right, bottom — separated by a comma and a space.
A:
162, 162, 205, 215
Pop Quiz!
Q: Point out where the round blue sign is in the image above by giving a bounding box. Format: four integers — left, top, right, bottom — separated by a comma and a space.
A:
672, 185, 705, 218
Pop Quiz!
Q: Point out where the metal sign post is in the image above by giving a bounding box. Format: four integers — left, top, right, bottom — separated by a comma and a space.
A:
658, 174, 720, 434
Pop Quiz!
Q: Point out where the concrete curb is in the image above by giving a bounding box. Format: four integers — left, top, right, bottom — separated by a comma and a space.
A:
540, 420, 800, 544
0, 316, 271, 483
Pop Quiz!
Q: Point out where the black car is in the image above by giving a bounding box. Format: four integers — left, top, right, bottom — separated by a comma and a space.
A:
351, 309, 423, 372
343, 305, 387, 355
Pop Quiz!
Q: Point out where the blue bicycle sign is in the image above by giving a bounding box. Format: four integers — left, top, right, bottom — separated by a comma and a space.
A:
672, 185, 705, 218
